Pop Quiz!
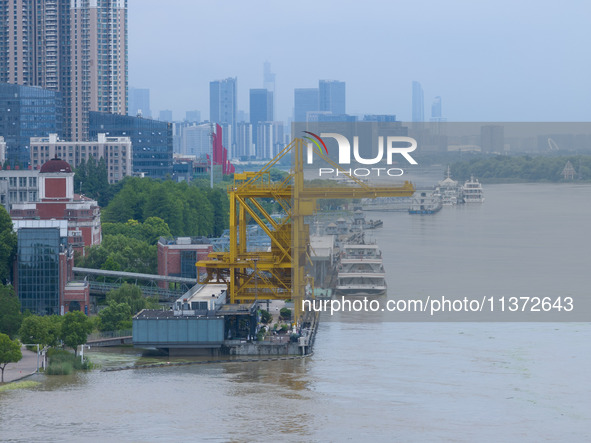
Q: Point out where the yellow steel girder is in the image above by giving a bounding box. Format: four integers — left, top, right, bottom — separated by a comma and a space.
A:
197, 138, 415, 325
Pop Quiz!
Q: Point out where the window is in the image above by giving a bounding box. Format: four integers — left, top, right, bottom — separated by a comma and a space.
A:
19, 177, 27, 187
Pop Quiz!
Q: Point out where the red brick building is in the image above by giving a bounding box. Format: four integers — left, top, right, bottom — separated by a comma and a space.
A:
10, 157, 101, 255
157, 237, 213, 287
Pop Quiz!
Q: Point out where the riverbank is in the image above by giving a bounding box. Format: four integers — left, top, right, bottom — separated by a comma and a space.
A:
1, 348, 38, 384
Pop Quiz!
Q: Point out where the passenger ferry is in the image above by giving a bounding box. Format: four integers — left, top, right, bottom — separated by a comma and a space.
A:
408, 189, 443, 214
335, 244, 387, 296
436, 166, 461, 206
462, 175, 485, 203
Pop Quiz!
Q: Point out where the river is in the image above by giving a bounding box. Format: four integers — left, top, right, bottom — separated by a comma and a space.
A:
1, 183, 590, 442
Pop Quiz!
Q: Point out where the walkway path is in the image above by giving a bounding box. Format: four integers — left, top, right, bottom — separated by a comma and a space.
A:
1, 348, 39, 384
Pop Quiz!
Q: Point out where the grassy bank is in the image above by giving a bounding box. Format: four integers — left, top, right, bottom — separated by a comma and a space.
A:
0, 380, 41, 391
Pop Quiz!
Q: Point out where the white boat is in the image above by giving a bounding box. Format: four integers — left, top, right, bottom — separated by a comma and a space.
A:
462, 175, 485, 203
335, 244, 387, 296
437, 166, 460, 206
409, 189, 442, 214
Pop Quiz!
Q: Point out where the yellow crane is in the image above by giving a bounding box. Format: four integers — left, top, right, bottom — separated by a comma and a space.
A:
196, 138, 415, 323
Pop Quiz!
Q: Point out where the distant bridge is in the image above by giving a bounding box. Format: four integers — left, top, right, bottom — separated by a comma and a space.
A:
73, 267, 199, 301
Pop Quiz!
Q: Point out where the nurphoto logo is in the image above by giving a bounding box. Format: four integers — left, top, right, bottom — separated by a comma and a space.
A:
303, 131, 418, 177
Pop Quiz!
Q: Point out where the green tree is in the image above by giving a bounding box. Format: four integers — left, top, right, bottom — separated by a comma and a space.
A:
105, 178, 153, 223
0, 206, 17, 284
143, 184, 184, 234
102, 177, 231, 237
0, 285, 22, 338
106, 283, 157, 314
74, 157, 87, 194
98, 301, 132, 332
60, 311, 93, 356
102, 217, 172, 245
19, 315, 62, 348
79, 234, 157, 274
280, 308, 292, 320
0, 333, 22, 383
206, 188, 228, 237
259, 310, 272, 324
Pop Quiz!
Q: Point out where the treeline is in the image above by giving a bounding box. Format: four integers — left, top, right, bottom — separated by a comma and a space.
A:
0, 206, 17, 284
0, 283, 92, 355
450, 155, 591, 183
102, 178, 229, 237
74, 156, 121, 207
73, 157, 230, 237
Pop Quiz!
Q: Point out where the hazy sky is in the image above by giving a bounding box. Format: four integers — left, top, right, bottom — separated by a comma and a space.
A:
129, 0, 590, 123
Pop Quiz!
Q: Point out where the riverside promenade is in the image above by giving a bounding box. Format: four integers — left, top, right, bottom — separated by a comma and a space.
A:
1, 348, 39, 383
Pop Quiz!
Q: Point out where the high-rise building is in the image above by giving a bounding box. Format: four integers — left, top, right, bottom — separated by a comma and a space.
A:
319, 80, 346, 115
0, 83, 64, 167
0, 0, 71, 91
129, 88, 151, 118
210, 77, 237, 127
235, 122, 254, 159
89, 112, 173, 179
256, 122, 283, 160
180, 123, 212, 158
263, 62, 276, 95
30, 133, 132, 183
249, 89, 273, 146
294, 88, 319, 122
431, 96, 442, 119
0, 0, 128, 141
263, 62, 276, 119
412, 81, 424, 122
70, 0, 127, 140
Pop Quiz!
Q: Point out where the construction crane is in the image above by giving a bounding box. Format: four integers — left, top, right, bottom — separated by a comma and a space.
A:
196, 138, 415, 324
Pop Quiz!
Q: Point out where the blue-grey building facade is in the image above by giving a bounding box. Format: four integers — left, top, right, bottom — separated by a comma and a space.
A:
16, 227, 65, 316
210, 77, 237, 127
0, 83, 63, 167
294, 88, 319, 122
89, 112, 173, 179
319, 80, 346, 115
133, 312, 225, 349
412, 81, 424, 122
249, 89, 273, 146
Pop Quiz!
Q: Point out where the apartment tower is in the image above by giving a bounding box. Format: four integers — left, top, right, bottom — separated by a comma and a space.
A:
0, 0, 128, 141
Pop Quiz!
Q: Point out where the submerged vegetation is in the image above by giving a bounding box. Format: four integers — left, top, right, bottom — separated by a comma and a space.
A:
46, 349, 93, 376
0, 380, 41, 392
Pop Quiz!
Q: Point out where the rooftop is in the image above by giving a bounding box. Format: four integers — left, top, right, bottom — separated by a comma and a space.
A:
40, 157, 72, 173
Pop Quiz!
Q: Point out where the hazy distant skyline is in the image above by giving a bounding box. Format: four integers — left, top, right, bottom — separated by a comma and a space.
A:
129, 0, 590, 123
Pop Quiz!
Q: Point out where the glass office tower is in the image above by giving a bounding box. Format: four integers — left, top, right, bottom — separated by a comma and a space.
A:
17, 228, 64, 315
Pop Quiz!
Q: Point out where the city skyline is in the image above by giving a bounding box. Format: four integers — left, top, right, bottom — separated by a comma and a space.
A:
1, 0, 127, 141
128, 0, 590, 123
